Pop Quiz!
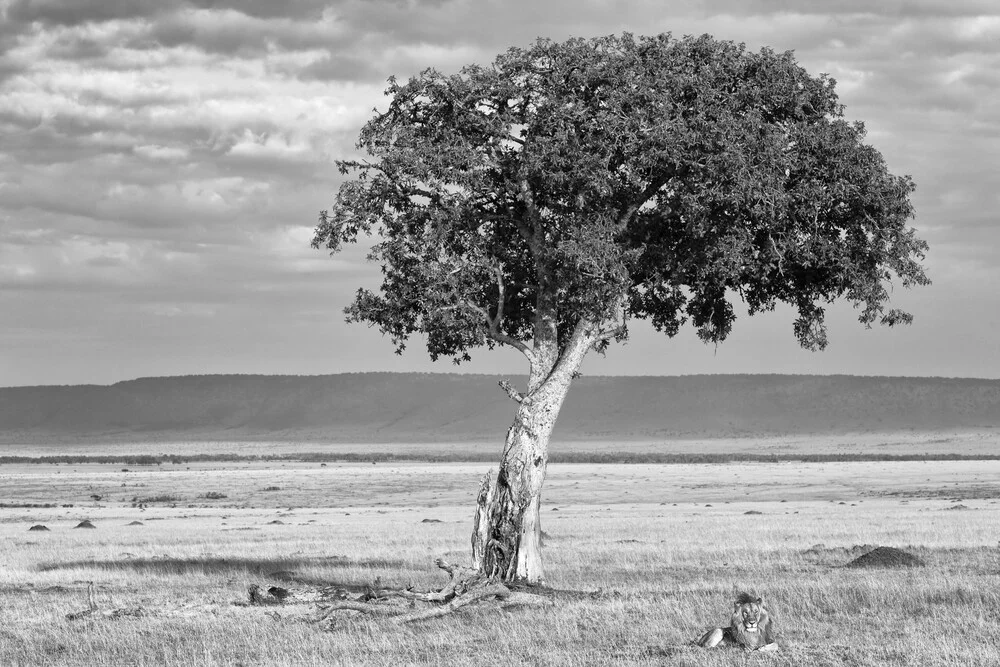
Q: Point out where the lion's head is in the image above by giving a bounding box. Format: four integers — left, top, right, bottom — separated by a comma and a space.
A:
729, 593, 771, 649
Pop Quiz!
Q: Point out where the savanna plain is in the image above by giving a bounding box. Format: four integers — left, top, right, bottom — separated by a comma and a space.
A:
2, 433, 1000, 666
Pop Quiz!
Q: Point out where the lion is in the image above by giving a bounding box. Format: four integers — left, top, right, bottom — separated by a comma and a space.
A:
695, 592, 777, 652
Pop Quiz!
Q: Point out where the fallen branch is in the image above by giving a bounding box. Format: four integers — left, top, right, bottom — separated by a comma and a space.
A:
318, 601, 411, 619
394, 583, 510, 623
242, 553, 555, 627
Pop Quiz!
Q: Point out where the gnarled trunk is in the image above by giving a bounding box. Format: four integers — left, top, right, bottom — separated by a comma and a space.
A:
472, 373, 572, 584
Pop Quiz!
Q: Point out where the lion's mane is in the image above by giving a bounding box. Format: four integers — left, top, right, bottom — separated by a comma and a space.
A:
727, 593, 774, 650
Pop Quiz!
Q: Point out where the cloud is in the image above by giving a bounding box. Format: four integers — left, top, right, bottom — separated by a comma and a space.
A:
702, 0, 1000, 18
0, 0, 998, 385
5, 0, 170, 26
135, 9, 336, 57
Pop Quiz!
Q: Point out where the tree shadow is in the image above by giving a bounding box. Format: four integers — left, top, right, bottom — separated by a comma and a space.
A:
36, 555, 411, 585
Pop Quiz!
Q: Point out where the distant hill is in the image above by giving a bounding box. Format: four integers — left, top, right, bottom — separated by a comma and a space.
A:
1, 373, 999, 444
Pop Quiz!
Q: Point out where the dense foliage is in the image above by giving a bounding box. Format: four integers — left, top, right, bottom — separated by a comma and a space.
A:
314, 33, 929, 364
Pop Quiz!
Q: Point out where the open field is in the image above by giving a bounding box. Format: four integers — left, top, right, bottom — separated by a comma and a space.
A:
2, 429, 998, 459
3, 448, 1000, 665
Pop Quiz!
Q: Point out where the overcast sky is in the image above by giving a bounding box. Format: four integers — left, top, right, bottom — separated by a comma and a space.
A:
1, 0, 997, 387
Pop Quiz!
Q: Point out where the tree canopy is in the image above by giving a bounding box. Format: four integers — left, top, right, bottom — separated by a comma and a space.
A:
313, 32, 929, 369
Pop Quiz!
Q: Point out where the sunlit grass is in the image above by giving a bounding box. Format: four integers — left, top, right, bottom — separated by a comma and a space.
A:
2, 456, 999, 665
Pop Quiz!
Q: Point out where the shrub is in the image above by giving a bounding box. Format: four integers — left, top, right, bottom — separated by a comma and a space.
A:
132, 494, 183, 504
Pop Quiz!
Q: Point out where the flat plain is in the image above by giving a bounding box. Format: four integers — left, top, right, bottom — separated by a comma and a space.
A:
2, 434, 1000, 666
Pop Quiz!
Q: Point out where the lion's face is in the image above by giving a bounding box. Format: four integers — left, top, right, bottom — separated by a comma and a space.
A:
733, 598, 764, 632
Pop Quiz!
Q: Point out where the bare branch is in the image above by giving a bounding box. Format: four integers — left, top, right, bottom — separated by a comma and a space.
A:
769, 234, 786, 276
395, 584, 511, 624
498, 379, 525, 403
451, 299, 534, 360
491, 264, 506, 328
471, 262, 535, 361
489, 330, 533, 357
594, 321, 626, 341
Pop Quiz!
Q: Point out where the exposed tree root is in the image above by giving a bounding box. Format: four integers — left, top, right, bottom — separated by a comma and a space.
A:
247, 557, 553, 626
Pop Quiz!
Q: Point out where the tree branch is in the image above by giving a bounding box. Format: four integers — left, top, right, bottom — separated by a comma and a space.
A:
481, 263, 535, 361
405, 186, 440, 201
769, 234, 786, 276
617, 174, 671, 227
518, 175, 543, 255
550, 319, 599, 384
394, 584, 511, 624
490, 330, 534, 359
519, 172, 561, 379
594, 320, 626, 341
491, 263, 507, 328
517, 167, 542, 266
443, 265, 533, 363
498, 379, 525, 403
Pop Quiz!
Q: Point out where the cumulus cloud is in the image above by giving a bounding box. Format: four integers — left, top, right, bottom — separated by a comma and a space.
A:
0, 0, 997, 385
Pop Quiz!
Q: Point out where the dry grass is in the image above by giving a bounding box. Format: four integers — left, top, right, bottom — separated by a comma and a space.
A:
2, 453, 1000, 666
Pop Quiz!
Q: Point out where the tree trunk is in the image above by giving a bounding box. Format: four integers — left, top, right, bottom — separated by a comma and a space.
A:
472, 373, 573, 584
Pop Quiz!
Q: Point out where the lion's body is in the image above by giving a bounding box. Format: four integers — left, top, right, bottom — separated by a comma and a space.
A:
696, 593, 776, 651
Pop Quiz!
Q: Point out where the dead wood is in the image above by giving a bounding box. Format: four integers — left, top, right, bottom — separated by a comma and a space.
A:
305, 553, 556, 626
393, 583, 511, 623
318, 601, 411, 618
239, 550, 556, 628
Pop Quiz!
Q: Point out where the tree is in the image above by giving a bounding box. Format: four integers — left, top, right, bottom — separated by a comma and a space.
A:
312, 33, 930, 584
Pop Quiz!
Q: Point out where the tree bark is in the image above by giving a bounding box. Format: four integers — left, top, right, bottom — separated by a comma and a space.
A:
472, 376, 569, 583
472, 321, 596, 584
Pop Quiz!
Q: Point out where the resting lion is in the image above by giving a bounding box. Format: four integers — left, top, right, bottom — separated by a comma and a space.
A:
695, 593, 777, 652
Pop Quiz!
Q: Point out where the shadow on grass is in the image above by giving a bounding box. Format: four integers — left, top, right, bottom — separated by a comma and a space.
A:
36, 555, 410, 583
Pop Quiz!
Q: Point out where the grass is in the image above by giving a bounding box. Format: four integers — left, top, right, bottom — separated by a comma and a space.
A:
2, 452, 1000, 665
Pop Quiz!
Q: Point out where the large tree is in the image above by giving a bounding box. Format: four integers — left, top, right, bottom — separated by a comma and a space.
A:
313, 33, 929, 584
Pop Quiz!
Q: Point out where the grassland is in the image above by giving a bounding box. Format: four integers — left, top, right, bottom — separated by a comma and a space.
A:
2, 439, 1000, 666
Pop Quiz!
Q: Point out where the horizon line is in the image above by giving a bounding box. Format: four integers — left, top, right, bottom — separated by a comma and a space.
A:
4, 370, 1000, 390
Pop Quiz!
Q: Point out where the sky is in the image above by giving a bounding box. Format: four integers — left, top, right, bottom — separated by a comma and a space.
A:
1, 0, 998, 387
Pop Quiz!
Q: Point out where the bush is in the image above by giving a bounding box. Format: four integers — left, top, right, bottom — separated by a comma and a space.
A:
132, 494, 183, 504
